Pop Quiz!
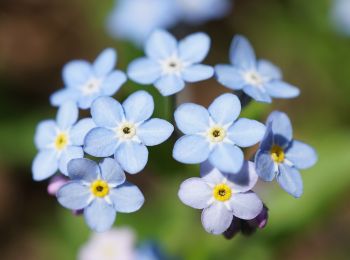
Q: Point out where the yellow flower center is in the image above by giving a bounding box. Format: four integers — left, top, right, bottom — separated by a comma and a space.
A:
90, 180, 109, 198
213, 183, 232, 202
270, 145, 285, 163
118, 123, 136, 139
208, 126, 226, 142
54, 133, 68, 150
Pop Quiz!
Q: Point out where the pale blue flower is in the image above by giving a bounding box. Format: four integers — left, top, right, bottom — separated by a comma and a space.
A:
57, 158, 144, 232
331, 0, 350, 36
173, 93, 265, 173
51, 48, 126, 109
128, 30, 214, 96
215, 35, 300, 103
84, 91, 174, 174
178, 161, 263, 235
32, 101, 95, 181
255, 111, 318, 198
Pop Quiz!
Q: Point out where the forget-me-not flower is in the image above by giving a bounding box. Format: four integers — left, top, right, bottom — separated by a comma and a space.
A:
255, 111, 317, 198
57, 158, 145, 232
84, 91, 174, 174
215, 35, 300, 103
32, 101, 95, 181
51, 48, 126, 109
178, 161, 263, 235
127, 30, 214, 96
331, 0, 350, 36
173, 93, 265, 173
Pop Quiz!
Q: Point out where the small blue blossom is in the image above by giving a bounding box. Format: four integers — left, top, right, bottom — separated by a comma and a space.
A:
215, 35, 300, 103
136, 242, 167, 260
84, 91, 174, 174
331, 0, 350, 36
57, 158, 144, 232
255, 111, 318, 198
32, 101, 95, 181
51, 48, 126, 109
173, 93, 265, 173
127, 30, 214, 96
178, 161, 263, 235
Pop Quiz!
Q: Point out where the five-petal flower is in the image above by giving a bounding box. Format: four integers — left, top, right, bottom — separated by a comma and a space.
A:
32, 101, 95, 181
51, 48, 127, 109
173, 93, 266, 173
127, 30, 214, 96
57, 158, 144, 232
178, 161, 263, 235
215, 35, 300, 103
255, 111, 318, 198
84, 91, 174, 174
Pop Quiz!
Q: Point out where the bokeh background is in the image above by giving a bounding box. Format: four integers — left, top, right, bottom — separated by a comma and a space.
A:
1, 0, 350, 259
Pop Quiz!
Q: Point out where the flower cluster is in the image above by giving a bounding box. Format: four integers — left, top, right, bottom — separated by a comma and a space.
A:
32, 29, 317, 237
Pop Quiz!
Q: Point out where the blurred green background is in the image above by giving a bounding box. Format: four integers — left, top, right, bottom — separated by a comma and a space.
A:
0, 0, 350, 259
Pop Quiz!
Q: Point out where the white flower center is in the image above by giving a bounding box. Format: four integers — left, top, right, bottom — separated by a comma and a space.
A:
207, 126, 226, 143
159, 55, 183, 75
116, 122, 136, 140
81, 78, 101, 96
244, 71, 264, 86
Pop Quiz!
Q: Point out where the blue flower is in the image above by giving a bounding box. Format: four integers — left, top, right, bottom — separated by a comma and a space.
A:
84, 91, 174, 174
136, 242, 167, 260
32, 101, 95, 181
127, 30, 214, 96
178, 161, 263, 235
51, 48, 126, 109
255, 111, 318, 198
215, 35, 300, 103
173, 93, 265, 173
331, 0, 350, 36
57, 158, 144, 232
106, 0, 177, 45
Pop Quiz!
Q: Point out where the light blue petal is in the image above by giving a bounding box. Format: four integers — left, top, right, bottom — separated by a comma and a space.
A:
67, 158, 100, 182
286, 140, 317, 169
56, 101, 78, 130
243, 85, 272, 103
99, 158, 125, 186
127, 58, 161, 84
229, 35, 256, 70
229, 192, 263, 220
93, 48, 116, 77
91, 96, 124, 127
259, 123, 274, 152
109, 182, 144, 213
114, 142, 148, 174
34, 120, 57, 149
145, 30, 177, 60
138, 118, 174, 146
101, 70, 127, 96
265, 81, 300, 99
174, 103, 209, 134
209, 143, 244, 173
173, 135, 210, 164
84, 127, 119, 157
178, 32, 210, 63
178, 177, 212, 209
77, 94, 99, 110
257, 59, 282, 80
58, 146, 84, 175
62, 60, 92, 87
201, 202, 233, 235
84, 199, 116, 232
255, 151, 276, 181
208, 93, 241, 125
277, 164, 303, 198
32, 149, 58, 181
215, 64, 246, 90
182, 64, 214, 82
228, 118, 266, 147
50, 89, 80, 107
154, 74, 185, 96
227, 161, 259, 192
57, 181, 90, 210
122, 91, 154, 123
266, 111, 293, 145
70, 118, 96, 146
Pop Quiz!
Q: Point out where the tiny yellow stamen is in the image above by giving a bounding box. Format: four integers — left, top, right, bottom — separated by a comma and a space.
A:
213, 183, 232, 202
91, 180, 109, 198
270, 145, 285, 163
208, 126, 226, 142
55, 133, 68, 150
118, 122, 136, 139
